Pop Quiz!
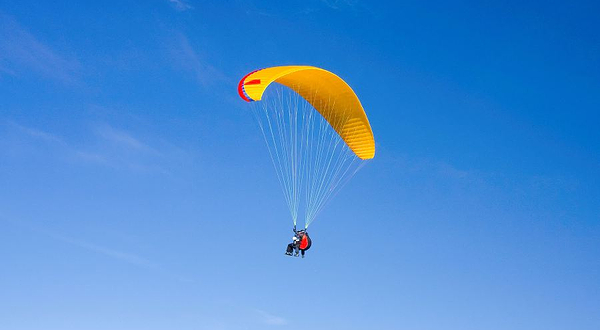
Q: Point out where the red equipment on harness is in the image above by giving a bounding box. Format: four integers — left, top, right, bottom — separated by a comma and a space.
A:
299, 232, 312, 251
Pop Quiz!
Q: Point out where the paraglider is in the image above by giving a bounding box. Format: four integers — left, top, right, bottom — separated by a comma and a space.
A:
285, 235, 300, 257
238, 66, 374, 257
285, 227, 312, 258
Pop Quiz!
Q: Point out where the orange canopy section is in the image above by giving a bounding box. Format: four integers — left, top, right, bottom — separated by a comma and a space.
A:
238, 66, 375, 160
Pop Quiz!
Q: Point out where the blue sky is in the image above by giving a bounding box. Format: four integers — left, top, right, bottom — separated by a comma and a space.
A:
1, 1, 599, 329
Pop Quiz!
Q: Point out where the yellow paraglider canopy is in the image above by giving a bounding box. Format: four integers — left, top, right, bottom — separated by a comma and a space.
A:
238, 66, 375, 160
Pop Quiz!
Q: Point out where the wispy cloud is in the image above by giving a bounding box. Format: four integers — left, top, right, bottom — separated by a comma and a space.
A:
0, 12, 79, 83
168, 0, 193, 11
294, 0, 364, 15
2, 217, 158, 269
51, 232, 159, 269
320, 0, 359, 9
388, 152, 473, 180
3, 120, 182, 175
8, 121, 65, 144
95, 124, 158, 154
73, 150, 110, 165
2, 217, 194, 282
255, 309, 288, 326
169, 32, 227, 86
87, 124, 177, 174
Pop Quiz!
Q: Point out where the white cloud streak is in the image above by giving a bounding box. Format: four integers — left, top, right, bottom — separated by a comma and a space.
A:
169, 32, 227, 86
2, 217, 194, 283
168, 0, 193, 11
96, 124, 157, 154
320, 0, 359, 9
255, 309, 288, 326
2, 217, 158, 269
8, 121, 65, 144
51, 232, 160, 269
3, 120, 178, 175
0, 12, 79, 83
